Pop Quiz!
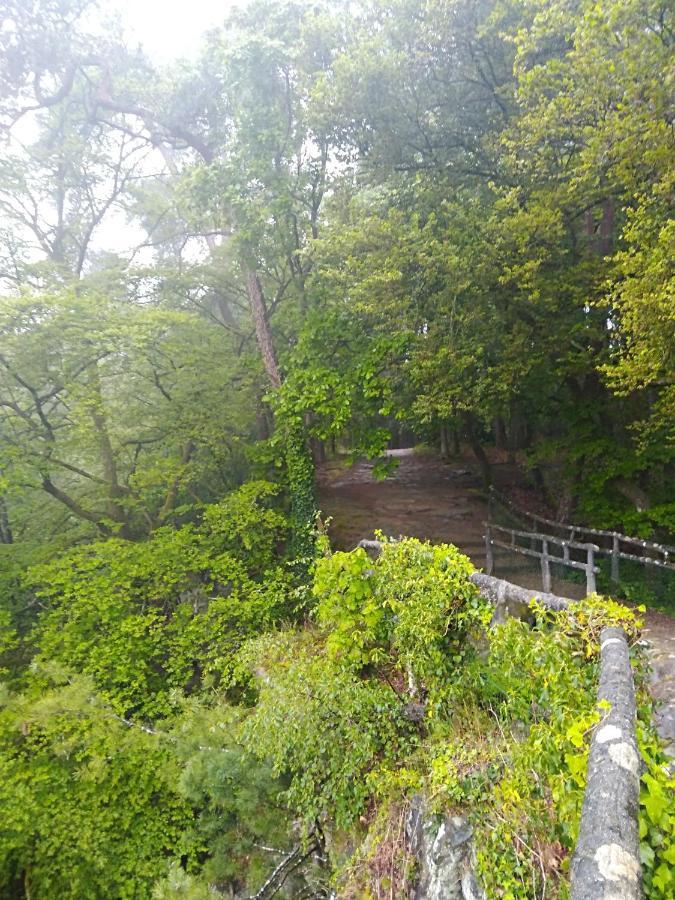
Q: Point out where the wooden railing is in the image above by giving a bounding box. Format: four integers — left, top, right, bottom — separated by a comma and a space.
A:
483, 522, 600, 594
489, 487, 675, 582
484, 521, 600, 595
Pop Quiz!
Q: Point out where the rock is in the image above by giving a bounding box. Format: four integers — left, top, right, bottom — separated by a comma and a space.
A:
469, 572, 570, 625
403, 700, 426, 723
357, 538, 383, 558
406, 796, 484, 900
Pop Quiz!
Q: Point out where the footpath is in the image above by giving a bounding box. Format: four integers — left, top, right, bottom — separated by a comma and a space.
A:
317, 448, 675, 762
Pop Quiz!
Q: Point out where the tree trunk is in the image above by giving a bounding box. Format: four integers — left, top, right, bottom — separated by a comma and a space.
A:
493, 416, 507, 451
0, 496, 13, 544
311, 437, 326, 464
87, 363, 131, 538
41, 476, 111, 536
245, 270, 282, 388
256, 407, 271, 441
614, 478, 651, 513
463, 413, 492, 486
439, 425, 449, 460
244, 270, 316, 557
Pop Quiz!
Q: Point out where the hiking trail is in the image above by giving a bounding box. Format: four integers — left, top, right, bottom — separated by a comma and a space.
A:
317, 448, 675, 761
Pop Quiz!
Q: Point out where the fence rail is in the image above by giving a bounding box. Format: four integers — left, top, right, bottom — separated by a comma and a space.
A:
485, 521, 599, 594
489, 487, 675, 582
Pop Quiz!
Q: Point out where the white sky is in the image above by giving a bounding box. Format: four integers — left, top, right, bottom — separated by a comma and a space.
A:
4, 1, 248, 266
95, 1, 244, 256
113, 0, 241, 62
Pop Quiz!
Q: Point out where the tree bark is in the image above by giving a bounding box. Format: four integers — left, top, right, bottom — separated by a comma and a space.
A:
246, 270, 282, 389
463, 413, 492, 486
87, 363, 131, 537
310, 437, 326, 464
41, 476, 110, 536
493, 416, 507, 451
614, 478, 651, 512
439, 425, 449, 460
244, 270, 316, 557
0, 496, 13, 544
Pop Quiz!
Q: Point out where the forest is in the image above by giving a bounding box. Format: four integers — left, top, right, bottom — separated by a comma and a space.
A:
0, 0, 673, 897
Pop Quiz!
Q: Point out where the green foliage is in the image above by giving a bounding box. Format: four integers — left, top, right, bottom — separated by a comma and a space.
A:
314, 537, 491, 709
635, 705, 675, 898
201, 480, 288, 574
0, 675, 192, 899
283, 425, 319, 565
0, 0, 673, 895
425, 598, 674, 900
153, 865, 220, 900
0, 608, 18, 679
275, 307, 401, 461
314, 547, 385, 667
240, 631, 415, 830
0, 291, 258, 543
234, 543, 666, 899
164, 702, 305, 896
302, 551, 669, 898
468, 610, 600, 896
602, 184, 675, 456
24, 483, 292, 716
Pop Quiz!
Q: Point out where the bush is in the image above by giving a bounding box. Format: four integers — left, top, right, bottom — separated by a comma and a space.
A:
313, 537, 492, 710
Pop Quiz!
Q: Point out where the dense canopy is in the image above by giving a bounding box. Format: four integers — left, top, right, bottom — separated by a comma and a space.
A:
0, 0, 673, 897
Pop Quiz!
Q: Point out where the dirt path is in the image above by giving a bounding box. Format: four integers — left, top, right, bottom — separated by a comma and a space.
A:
641, 613, 675, 762
317, 448, 675, 762
318, 448, 488, 560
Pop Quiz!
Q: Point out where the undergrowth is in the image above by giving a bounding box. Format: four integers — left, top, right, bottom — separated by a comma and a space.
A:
239, 538, 674, 898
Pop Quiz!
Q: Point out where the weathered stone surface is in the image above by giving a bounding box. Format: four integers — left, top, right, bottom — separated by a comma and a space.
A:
406, 796, 484, 900
357, 538, 384, 557
639, 618, 675, 766
469, 571, 570, 622
570, 628, 641, 900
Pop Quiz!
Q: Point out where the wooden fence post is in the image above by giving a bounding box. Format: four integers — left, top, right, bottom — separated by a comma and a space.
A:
485, 525, 494, 575
541, 538, 551, 593
586, 546, 596, 595
611, 532, 620, 584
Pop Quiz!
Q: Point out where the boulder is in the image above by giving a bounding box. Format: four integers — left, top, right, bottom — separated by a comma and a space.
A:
406, 796, 484, 900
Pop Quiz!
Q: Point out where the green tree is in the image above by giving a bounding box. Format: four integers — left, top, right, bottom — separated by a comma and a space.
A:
0, 675, 192, 898
0, 290, 257, 542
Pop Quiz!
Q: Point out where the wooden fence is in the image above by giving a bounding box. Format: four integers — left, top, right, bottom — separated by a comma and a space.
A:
489, 486, 675, 583
484, 521, 599, 595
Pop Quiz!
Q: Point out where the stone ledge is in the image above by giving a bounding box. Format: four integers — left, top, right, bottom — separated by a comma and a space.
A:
570, 627, 641, 899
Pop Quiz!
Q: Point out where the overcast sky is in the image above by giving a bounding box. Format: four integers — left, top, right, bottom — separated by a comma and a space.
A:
91, 1, 245, 256
114, 0, 240, 62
